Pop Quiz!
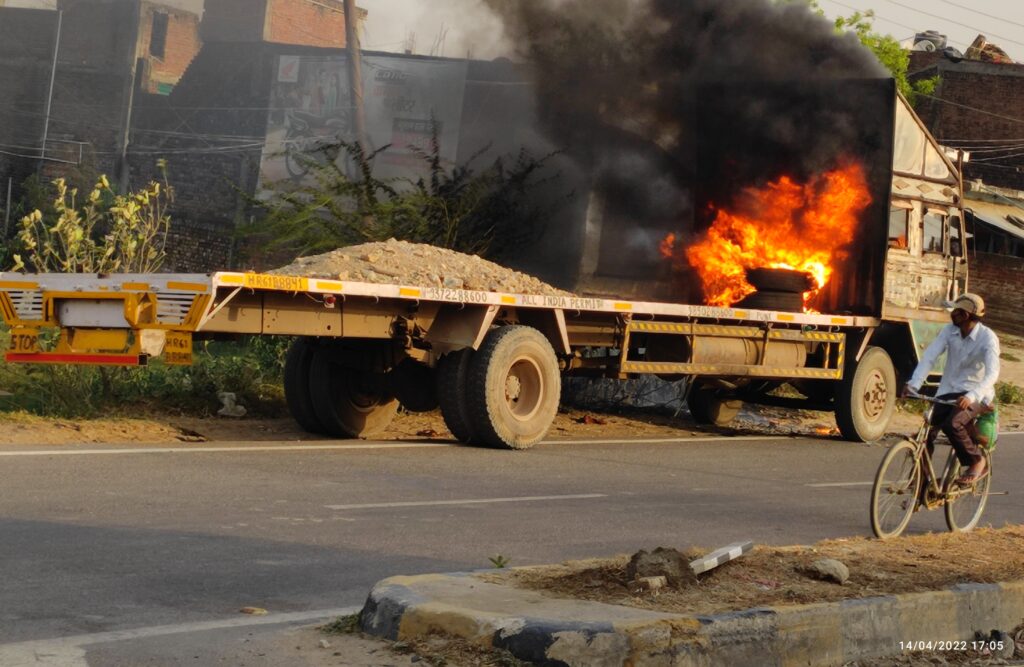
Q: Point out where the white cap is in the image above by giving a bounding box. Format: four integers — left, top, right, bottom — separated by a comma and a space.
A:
943, 293, 985, 317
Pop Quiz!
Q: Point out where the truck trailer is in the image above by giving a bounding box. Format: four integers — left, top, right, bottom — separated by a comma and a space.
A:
0, 86, 967, 448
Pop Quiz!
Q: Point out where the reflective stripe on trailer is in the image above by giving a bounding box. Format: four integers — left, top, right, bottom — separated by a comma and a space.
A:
4, 352, 147, 366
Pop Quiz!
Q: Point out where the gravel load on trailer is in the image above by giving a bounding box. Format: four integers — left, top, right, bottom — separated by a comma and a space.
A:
270, 239, 573, 296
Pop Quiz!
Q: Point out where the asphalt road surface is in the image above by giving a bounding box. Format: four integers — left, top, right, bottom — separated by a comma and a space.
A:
1, 431, 1020, 665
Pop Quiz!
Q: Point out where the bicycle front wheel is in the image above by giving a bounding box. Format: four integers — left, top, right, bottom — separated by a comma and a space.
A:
870, 439, 921, 539
943, 449, 991, 533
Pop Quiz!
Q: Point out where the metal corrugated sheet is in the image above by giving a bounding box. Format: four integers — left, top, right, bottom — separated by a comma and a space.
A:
966, 199, 1024, 241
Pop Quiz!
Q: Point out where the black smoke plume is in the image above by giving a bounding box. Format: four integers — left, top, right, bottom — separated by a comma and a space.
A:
484, 0, 884, 180
483, 0, 894, 311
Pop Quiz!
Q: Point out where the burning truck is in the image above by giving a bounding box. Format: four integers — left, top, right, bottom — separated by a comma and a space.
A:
0, 79, 966, 447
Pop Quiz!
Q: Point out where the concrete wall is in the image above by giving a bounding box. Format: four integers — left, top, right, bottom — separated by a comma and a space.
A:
129, 41, 277, 271
969, 251, 1024, 335
0, 7, 57, 227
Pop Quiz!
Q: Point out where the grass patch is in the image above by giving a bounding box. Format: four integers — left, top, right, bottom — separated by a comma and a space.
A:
1000, 352, 1021, 362
320, 613, 360, 635
996, 381, 1024, 405
0, 326, 290, 418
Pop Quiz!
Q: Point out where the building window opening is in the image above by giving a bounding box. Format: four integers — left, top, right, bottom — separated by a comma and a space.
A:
923, 210, 945, 254
949, 215, 964, 258
150, 12, 169, 59
888, 207, 909, 249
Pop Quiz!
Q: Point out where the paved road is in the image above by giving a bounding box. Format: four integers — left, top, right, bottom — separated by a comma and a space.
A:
0, 432, 1020, 664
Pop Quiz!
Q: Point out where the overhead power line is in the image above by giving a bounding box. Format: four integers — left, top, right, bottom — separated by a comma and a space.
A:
920, 93, 1024, 127
936, 0, 1024, 31
883, 0, 1024, 49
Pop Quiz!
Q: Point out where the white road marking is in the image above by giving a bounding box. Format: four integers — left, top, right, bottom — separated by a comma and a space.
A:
325, 493, 607, 510
0, 435, 782, 457
805, 481, 874, 488
0, 606, 359, 667
0, 443, 453, 457
548, 435, 780, 445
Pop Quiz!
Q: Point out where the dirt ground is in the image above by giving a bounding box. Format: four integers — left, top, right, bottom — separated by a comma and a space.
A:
491, 527, 1024, 617
5, 328, 1024, 446
1, 396, 1021, 449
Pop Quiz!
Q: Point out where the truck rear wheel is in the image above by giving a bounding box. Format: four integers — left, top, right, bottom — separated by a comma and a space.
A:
835, 346, 896, 442
436, 348, 476, 444
687, 384, 742, 426
284, 337, 325, 435
466, 326, 560, 450
308, 346, 398, 438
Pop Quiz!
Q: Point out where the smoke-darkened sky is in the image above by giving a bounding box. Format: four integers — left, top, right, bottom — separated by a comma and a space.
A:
359, 0, 1024, 62
6, 0, 1021, 61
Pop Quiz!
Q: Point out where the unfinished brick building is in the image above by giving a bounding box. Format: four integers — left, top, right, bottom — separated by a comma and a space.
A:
911, 51, 1024, 332
202, 0, 367, 48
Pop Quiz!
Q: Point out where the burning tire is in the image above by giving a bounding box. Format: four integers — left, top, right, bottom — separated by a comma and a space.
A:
735, 290, 804, 312
466, 326, 560, 449
436, 348, 477, 444
284, 337, 326, 435
687, 383, 742, 427
308, 345, 399, 438
835, 346, 896, 442
745, 268, 815, 293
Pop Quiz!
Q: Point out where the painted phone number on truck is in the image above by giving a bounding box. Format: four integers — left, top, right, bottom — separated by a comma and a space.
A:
423, 287, 490, 303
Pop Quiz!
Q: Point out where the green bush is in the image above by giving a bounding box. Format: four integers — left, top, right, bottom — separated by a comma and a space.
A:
0, 171, 292, 420
0, 327, 290, 418
996, 381, 1024, 405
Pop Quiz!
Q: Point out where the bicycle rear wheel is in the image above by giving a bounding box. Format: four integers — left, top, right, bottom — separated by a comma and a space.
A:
870, 439, 921, 539
943, 449, 991, 533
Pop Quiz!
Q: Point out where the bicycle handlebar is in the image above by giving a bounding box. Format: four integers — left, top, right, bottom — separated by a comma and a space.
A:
904, 390, 958, 406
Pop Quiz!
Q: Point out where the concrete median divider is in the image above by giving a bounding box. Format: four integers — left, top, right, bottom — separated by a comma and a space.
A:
359, 571, 1024, 666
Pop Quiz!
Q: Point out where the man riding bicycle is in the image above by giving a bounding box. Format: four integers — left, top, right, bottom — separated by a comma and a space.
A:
903, 293, 1000, 486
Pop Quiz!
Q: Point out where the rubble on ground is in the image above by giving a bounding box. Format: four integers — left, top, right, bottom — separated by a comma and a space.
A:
270, 239, 573, 296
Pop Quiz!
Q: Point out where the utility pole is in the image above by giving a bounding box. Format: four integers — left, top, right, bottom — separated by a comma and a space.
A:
343, 0, 368, 153
39, 9, 63, 170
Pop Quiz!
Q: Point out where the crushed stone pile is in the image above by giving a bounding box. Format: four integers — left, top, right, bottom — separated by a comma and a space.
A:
271, 239, 573, 296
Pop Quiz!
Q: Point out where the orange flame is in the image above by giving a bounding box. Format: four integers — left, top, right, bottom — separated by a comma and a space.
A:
664, 161, 870, 310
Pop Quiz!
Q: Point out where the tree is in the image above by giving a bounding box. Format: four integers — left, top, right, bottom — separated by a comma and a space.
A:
832, 9, 939, 104
249, 133, 555, 264
794, 1, 939, 105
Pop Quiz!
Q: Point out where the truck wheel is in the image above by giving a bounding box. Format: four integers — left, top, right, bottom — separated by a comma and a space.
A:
835, 346, 896, 442
308, 347, 398, 438
436, 348, 476, 443
687, 384, 742, 426
284, 337, 325, 434
466, 326, 561, 450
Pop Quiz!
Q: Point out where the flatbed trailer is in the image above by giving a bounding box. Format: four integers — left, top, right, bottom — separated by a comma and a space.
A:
0, 270, 890, 448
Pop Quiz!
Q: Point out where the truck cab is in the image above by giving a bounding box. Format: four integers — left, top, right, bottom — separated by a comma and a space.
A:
883, 93, 968, 321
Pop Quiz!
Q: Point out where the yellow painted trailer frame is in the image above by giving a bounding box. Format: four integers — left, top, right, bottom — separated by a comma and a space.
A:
0, 270, 885, 446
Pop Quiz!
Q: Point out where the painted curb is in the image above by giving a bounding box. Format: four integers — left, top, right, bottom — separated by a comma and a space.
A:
359, 573, 1024, 666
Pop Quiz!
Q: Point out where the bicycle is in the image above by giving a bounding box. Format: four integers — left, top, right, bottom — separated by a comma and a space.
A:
869, 392, 995, 539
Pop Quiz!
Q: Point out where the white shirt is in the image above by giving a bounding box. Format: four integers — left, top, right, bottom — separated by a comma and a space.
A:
908, 322, 1001, 405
